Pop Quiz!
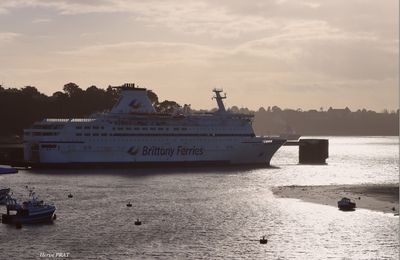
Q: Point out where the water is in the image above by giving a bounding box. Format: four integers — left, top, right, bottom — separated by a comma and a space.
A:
0, 137, 398, 259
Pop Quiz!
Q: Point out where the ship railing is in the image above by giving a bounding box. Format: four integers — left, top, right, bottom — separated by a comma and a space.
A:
44, 118, 70, 123
44, 118, 97, 123
70, 118, 96, 122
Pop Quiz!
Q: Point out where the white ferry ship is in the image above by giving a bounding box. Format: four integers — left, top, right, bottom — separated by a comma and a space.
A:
23, 84, 286, 168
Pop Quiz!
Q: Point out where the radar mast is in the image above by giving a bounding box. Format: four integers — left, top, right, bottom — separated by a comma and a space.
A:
212, 88, 227, 113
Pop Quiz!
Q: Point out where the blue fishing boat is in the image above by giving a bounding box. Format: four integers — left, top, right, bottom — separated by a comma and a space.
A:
2, 187, 56, 225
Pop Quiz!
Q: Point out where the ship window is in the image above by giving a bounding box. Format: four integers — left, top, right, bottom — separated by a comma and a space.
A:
24, 132, 31, 136
126, 127, 132, 130
101, 126, 104, 129
84, 133, 90, 136
93, 133, 99, 136
117, 127, 123, 130
143, 128, 148, 130
134, 127, 140, 130
174, 128, 179, 130
76, 126, 82, 129
181, 128, 187, 130
41, 144, 57, 149
43, 132, 58, 136
158, 128, 163, 130
101, 133, 107, 136
93, 126, 99, 129
150, 128, 156, 130
84, 126, 90, 129
76, 133, 82, 136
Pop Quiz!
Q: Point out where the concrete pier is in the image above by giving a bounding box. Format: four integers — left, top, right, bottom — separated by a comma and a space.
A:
284, 139, 329, 164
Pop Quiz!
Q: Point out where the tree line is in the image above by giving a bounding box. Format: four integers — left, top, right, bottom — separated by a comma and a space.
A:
0, 83, 180, 138
251, 106, 398, 136
0, 83, 398, 138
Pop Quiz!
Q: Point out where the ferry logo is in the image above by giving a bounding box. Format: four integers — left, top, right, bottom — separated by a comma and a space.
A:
129, 99, 142, 110
127, 146, 140, 156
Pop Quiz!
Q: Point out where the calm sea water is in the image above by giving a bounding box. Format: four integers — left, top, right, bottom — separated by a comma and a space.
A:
0, 136, 398, 259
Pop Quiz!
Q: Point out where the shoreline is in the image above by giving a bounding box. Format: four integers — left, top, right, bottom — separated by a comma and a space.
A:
272, 184, 399, 214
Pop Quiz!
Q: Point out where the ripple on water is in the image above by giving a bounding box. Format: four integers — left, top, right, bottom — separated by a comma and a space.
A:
0, 137, 398, 259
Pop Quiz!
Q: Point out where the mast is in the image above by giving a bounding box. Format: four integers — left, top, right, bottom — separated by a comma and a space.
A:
212, 88, 227, 113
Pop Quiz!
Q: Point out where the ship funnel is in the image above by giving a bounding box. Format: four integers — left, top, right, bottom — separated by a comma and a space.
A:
110, 83, 155, 114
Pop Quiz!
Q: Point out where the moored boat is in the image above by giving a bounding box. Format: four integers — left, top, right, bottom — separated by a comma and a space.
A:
338, 197, 356, 211
0, 188, 10, 205
1, 187, 56, 225
23, 84, 286, 168
0, 167, 18, 174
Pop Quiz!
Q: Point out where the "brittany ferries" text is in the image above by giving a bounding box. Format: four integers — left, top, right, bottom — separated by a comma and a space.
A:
142, 146, 204, 157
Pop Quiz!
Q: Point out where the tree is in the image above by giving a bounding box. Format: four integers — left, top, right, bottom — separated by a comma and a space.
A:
21, 86, 41, 97
147, 90, 159, 106
271, 106, 281, 113
156, 100, 180, 113
63, 82, 82, 97
229, 106, 239, 113
258, 107, 266, 113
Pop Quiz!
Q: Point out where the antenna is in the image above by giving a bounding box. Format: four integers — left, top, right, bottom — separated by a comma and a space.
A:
212, 88, 227, 112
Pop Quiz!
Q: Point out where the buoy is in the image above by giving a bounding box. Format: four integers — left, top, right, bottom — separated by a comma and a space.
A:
259, 236, 268, 244
134, 219, 142, 225
68, 193, 73, 198
16, 222, 22, 229
126, 203, 132, 207
392, 207, 396, 211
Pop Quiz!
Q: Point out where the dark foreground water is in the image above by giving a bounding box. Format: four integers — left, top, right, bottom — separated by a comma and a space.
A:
0, 137, 398, 259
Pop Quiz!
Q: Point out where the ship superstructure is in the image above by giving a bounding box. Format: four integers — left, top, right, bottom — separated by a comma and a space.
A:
23, 84, 285, 167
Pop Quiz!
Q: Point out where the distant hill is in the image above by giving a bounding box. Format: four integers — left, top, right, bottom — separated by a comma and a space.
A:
252, 107, 399, 136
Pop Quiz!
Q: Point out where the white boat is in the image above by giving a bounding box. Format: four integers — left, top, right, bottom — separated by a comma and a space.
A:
23, 84, 286, 168
2, 187, 56, 225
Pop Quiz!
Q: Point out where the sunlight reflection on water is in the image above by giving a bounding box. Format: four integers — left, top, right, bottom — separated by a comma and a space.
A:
0, 137, 398, 259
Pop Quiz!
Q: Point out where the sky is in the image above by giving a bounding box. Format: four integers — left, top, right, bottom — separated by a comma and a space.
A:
0, 0, 398, 111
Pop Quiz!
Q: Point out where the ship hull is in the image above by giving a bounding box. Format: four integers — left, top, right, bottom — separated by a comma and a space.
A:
2, 211, 55, 224
23, 139, 285, 168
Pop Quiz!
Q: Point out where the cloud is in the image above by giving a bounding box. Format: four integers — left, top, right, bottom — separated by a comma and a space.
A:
0, 0, 276, 39
0, 0, 397, 42
0, 32, 19, 45
32, 18, 52, 23
0, 0, 397, 110
57, 41, 225, 65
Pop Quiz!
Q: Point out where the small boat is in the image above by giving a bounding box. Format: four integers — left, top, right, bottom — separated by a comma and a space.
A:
259, 236, 268, 244
68, 193, 73, 198
0, 188, 10, 205
134, 219, 142, 225
126, 202, 132, 207
338, 197, 356, 211
1, 187, 56, 225
0, 167, 18, 174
